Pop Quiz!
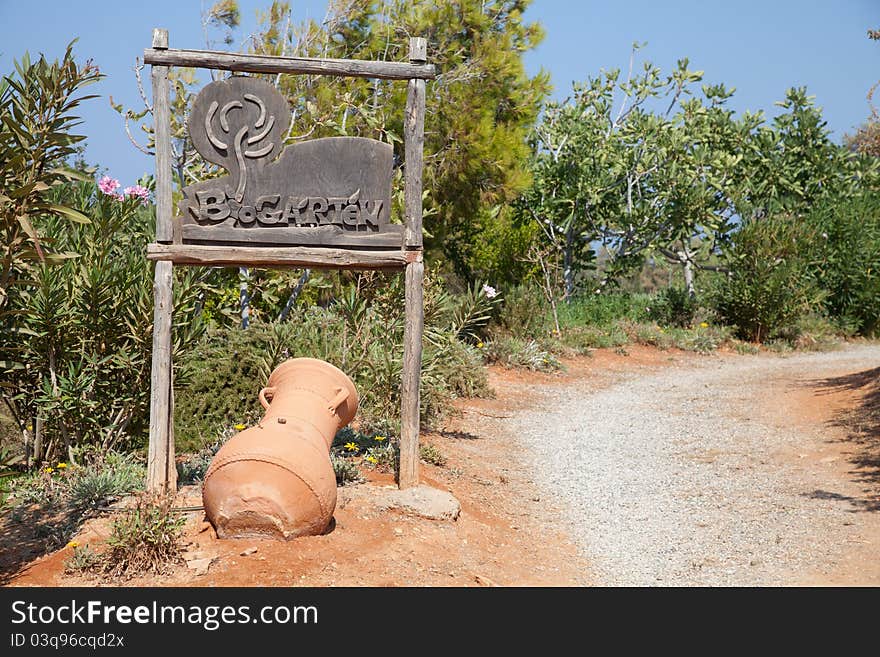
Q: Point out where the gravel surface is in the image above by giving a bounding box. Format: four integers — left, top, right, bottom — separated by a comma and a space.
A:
509, 344, 880, 586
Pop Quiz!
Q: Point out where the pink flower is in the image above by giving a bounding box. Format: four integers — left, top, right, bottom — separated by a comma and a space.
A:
124, 185, 150, 204
98, 175, 120, 196
481, 283, 498, 299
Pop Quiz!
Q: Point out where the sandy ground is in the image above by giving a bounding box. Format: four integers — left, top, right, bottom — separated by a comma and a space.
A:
3, 342, 878, 587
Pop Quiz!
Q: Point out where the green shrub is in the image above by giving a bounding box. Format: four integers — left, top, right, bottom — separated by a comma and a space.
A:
0, 411, 21, 470
330, 453, 363, 486
8, 451, 144, 516
67, 452, 144, 511
175, 272, 497, 447
618, 320, 731, 354
419, 444, 447, 467
99, 495, 185, 578
8, 467, 68, 510
5, 453, 144, 556
559, 324, 629, 351
1, 181, 207, 466
0, 473, 13, 513
647, 286, 699, 327
628, 322, 666, 348
669, 325, 732, 354
364, 441, 399, 471
495, 284, 550, 338
805, 192, 880, 335
332, 427, 379, 452
330, 428, 396, 481
484, 336, 561, 371
557, 292, 652, 328
732, 340, 760, 355
421, 339, 491, 415
764, 339, 795, 353
174, 415, 271, 486
0, 43, 101, 316
464, 206, 540, 286
176, 451, 215, 486
419, 278, 496, 422
494, 291, 646, 356
64, 544, 101, 574
175, 422, 242, 485
713, 215, 825, 342
173, 322, 287, 451
770, 314, 848, 351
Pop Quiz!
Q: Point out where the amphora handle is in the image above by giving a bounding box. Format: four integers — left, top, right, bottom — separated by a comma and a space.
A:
259, 386, 276, 410
327, 387, 349, 414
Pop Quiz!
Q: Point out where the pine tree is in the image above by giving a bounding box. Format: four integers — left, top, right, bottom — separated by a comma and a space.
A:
252, 0, 550, 278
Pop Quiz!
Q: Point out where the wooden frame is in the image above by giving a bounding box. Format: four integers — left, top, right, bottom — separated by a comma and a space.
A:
145, 28, 430, 493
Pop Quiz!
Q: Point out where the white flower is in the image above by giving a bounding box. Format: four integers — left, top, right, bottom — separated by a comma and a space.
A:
821, 232, 828, 239
482, 284, 498, 299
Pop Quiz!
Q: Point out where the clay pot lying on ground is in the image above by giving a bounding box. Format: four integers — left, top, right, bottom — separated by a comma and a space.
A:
202, 357, 358, 540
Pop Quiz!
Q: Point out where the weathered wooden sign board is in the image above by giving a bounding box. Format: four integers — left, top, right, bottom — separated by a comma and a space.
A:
178, 76, 401, 248
144, 28, 433, 493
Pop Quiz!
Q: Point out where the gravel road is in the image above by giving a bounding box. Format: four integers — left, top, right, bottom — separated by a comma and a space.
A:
509, 343, 880, 586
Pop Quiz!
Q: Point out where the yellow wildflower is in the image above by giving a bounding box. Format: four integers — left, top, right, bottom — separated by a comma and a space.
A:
56, 462, 67, 469
476, 341, 484, 348
234, 423, 246, 431
44, 467, 54, 474
699, 322, 709, 328
374, 435, 386, 442
344, 442, 358, 452
66, 541, 79, 549
365, 455, 378, 464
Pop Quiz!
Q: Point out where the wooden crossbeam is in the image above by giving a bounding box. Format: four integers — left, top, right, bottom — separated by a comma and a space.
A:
147, 243, 413, 270
144, 47, 436, 81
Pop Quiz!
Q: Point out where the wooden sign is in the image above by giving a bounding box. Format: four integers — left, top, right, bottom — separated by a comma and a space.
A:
144, 30, 431, 495
177, 77, 401, 248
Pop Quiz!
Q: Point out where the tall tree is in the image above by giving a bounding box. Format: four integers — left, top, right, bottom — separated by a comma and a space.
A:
522, 51, 752, 298
844, 27, 880, 157
738, 87, 878, 221
251, 0, 550, 278
114, 0, 549, 322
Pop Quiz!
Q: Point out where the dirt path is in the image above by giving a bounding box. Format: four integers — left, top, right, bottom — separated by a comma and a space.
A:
5, 343, 878, 587
505, 343, 880, 586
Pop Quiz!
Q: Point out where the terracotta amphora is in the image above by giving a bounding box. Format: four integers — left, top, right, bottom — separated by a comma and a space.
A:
202, 358, 358, 540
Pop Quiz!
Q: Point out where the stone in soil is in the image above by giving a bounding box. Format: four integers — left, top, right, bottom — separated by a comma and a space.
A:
342, 484, 461, 521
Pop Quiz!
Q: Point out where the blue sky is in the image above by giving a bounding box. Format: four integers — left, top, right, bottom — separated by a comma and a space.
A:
1, 0, 877, 186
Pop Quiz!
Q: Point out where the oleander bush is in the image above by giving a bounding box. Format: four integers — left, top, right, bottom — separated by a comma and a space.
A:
713, 215, 825, 343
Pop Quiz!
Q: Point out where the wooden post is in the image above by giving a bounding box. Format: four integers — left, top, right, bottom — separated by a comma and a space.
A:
146, 28, 177, 494
399, 37, 427, 489
400, 259, 424, 489
403, 37, 426, 250
151, 28, 173, 244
